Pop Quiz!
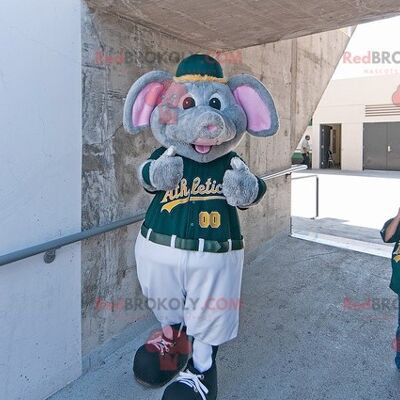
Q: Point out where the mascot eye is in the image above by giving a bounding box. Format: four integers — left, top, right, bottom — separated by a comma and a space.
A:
182, 96, 196, 109
209, 97, 221, 110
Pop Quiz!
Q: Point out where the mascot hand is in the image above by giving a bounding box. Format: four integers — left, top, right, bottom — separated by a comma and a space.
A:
149, 146, 183, 191
222, 157, 259, 207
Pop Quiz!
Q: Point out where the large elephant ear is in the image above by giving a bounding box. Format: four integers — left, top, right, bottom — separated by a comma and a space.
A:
228, 74, 279, 137
123, 70, 173, 134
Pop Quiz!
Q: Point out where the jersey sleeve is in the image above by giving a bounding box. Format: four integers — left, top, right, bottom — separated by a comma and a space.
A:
380, 218, 400, 243
253, 176, 267, 204
138, 147, 166, 193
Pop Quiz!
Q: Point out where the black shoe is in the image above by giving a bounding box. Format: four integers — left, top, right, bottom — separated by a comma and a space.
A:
162, 359, 218, 400
134, 325, 191, 387
395, 353, 400, 370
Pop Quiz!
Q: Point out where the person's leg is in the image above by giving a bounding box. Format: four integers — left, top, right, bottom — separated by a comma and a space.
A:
162, 249, 244, 399
135, 233, 186, 327
134, 233, 191, 387
304, 153, 310, 168
395, 295, 400, 369
162, 339, 219, 400
184, 249, 244, 345
192, 339, 214, 372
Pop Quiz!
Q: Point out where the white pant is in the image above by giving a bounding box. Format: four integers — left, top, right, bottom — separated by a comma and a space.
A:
135, 233, 244, 346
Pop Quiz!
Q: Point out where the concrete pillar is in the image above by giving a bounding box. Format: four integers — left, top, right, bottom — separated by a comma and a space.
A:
0, 1, 82, 399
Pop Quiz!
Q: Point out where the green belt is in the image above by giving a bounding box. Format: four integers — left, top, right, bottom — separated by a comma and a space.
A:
141, 225, 244, 253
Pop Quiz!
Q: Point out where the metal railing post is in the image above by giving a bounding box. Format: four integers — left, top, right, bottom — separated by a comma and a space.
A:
291, 172, 319, 219
315, 176, 319, 219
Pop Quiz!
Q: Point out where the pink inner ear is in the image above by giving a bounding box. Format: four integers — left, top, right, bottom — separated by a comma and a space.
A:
233, 86, 271, 131
132, 82, 165, 127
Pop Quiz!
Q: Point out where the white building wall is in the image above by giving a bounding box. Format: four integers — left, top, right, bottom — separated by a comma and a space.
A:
312, 75, 400, 171
341, 123, 363, 170
0, 1, 82, 399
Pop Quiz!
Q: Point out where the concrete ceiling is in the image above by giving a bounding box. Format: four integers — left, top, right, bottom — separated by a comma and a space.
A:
87, 0, 400, 50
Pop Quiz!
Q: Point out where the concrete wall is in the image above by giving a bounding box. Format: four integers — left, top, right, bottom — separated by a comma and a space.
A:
341, 123, 363, 170
312, 74, 400, 170
81, 3, 204, 354
212, 30, 349, 251
81, 3, 350, 354
0, 1, 82, 399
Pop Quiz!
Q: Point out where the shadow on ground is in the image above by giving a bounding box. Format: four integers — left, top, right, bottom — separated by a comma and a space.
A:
292, 216, 392, 245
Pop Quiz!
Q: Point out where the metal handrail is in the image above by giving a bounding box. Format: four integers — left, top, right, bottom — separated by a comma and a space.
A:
261, 164, 306, 181
0, 164, 307, 267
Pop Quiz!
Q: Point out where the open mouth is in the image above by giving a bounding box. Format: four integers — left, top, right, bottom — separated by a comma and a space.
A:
193, 144, 212, 154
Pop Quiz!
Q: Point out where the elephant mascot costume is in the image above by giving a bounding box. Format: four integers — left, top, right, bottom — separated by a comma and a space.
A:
123, 54, 279, 400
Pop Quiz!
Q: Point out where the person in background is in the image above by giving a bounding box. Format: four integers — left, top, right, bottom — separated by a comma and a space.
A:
381, 207, 400, 369
301, 134, 311, 168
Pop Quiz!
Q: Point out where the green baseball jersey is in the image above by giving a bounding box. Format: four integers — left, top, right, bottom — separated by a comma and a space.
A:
381, 219, 400, 294
141, 147, 266, 242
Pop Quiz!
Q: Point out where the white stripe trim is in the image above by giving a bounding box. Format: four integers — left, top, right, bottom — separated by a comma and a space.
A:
171, 235, 177, 248
146, 228, 152, 240
228, 239, 232, 251
198, 238, 205, 252
138, 160, 157, 192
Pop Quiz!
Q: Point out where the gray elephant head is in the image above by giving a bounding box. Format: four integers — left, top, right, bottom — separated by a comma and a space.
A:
123, 54, 279, 163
